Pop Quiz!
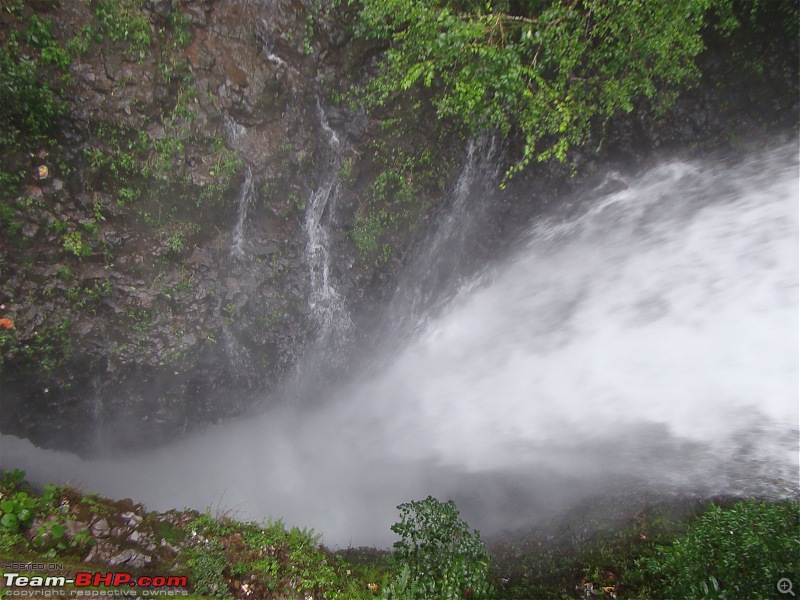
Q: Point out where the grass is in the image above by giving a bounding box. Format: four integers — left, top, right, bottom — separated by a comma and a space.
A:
1, 470, 797, 600
0, 472, 388, 599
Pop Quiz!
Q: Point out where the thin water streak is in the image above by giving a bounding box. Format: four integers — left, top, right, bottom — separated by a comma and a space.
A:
385, 134, 503, 336
302, 101, 351, 351
231, 165, 254, 259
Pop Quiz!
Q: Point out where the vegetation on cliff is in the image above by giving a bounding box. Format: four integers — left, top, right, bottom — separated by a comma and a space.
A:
0, 0, 242, 379
0, 0, 311, 448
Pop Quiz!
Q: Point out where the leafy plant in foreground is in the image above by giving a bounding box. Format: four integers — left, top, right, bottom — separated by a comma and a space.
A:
386, 495, 494, 599
0, 491, 36, 533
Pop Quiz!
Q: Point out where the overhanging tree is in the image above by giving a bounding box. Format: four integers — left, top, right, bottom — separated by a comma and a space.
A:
352, 0, 746, 180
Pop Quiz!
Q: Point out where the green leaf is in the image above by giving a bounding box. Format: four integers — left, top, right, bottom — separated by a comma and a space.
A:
51, 524, 67, 539
1, 513, 19, 530
17, 508, 32, 525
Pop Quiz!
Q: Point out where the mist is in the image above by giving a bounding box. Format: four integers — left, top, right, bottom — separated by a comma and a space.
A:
2, 141, 797, 548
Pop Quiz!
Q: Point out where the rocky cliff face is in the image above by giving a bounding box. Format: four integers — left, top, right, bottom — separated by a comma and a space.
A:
1, 0, 797, 455
0, 0, 380, 453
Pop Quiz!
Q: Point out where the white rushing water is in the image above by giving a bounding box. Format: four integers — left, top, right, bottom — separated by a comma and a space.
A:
2, 142, 798, 546
231, 165, 254, 259
303, 102, 352, 350
224, 113, 254, 260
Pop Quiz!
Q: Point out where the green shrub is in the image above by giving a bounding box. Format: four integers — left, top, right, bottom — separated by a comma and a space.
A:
183, 513, 338, 599
186, 547, 229, 598
0, 470, 36, 555
0, 492, 36, 532
349, 166, 423, 261
25, 15, 71, 71
353, 0, 772, 182
386, 496, 494, 599
63, 230, 91, 257
641, 500, 800, 599
0, 37, 66, 147
0, 469, 29, 494
94, 0, 151, 61
167, 11, 192, 49
350, 211, 384, 256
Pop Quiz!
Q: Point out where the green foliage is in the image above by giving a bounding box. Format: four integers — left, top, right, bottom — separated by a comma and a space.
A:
0, 33, 67, 150
25, 15, 72, 71
40, 483, 61, 508
0, 328, 17, 370
3, 317, 72, 374
33, 520, 70, 556
179, 514, 390, 600
83, 123, 143, 195
63, 230, 91, 258
167, 11, 193, 49
147, 135, 184, 177
0, 469, 30, 494
0, 492, 36, 533
66, 24, 94, 56
182, 512, 377, 599
82, 219, 100, 236
69, 528, 96, 554
66, 279, 112, 308
349, 163, 427, 262
82, 111, 241, 216
161, 276, 195, 303
117, 186, 139, 206
0, 472, 94, 561
0, 194, 26, 236
165, 230, 186, 253
641, 500, 800, 599
350, 211, 385, 257
47, 217, 69, 234
386, 496, 494, 599
0, 471, 39, 555
94, 0, 152, 61
354, 0, 738, 181
339, 157, 355, 182
3, 309, 62, 371
186, 543, 229, 598
2, 472, 796, 600
207, 144, 242, 181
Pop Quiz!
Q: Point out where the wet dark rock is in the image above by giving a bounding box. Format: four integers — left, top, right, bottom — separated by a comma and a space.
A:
21, 222, 39, 238
64, 518, 90, 539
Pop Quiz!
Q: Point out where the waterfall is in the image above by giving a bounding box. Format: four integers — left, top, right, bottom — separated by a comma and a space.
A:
231, 165, 254, 259
2, 141, 797, 547
302, 102, 352, 352
224, 113, 253, 259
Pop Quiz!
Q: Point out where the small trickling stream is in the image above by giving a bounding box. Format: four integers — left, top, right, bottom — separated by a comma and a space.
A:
384, 134, 505, 337
231, 165, 254, 259
302, 102, 353, 352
